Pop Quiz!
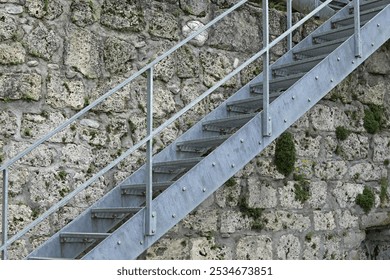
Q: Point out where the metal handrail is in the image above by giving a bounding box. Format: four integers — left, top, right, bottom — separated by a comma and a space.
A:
1, 0, 347, 259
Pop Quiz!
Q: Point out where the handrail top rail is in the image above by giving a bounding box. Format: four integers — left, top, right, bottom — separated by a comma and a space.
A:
0, 0, 249, 173
0, 0, 336, 254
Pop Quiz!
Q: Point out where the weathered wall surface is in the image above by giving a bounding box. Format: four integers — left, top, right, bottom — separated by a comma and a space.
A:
0, 0, 390, 259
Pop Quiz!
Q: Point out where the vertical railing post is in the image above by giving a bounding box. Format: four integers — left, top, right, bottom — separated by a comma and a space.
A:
2, 168, 9, 260
263, 0, 272, 137
353, 0, 362, 57
287, 0, 293, 51
145, 67, 156, 236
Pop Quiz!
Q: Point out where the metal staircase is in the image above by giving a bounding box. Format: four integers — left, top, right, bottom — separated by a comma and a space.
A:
1, 0, 390, 260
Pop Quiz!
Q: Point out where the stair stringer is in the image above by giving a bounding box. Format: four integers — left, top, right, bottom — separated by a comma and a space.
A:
80, 6, 390, 260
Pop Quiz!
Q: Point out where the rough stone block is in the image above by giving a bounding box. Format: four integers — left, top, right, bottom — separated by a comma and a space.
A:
294, 133, 321, 158
339, 133, 369, 160
154, 56, 176, 83
322, 234, 341, 260
100, 0, 145, 32
0, 111, 17, 137
26, 0, 63, 20
254, 158, 284, 179
365, 51, 390, 75
215, 182, 241, 208
46, 73, 86, 110
314, 161, 348, 180
180, 0, 209, 16
373, 135, 390, 163
303, 234, 321, 260
104, 36, 136, 75
306, 181, 327, 208
332, 182, 364, 208
0, 11, 18, 40
343, 231, 365, 250
176, 45, 200, 78
208, 8, 261, 53
279, 182, 304, 209
314, 211, 336, 230
361, 212, 390, 229
262, 211, 310, 232
149, 10, 179, 40
200, 50, 237, 87
23, 24, 60, 60
309, 104, 345, 131
146, 237, 190, 260
61, 143, 94, 170
220, 210, 251, 233
182, 209, 218, 233
190, 237, 232, 260
349, 162, 386, 182
247, 179, 277, 209
276, 234, 301, 260
236, 235, 273, 260
0, 73, 42, 101
71, 0, 98, 27
0, 41, 25, 65
65, 25, 101, 79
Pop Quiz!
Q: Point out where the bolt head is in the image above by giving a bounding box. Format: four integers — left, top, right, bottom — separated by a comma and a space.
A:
182, 187, 186, 191
172, 214, 176, 218
117, 241, 121, 245
203, 188, 207, 192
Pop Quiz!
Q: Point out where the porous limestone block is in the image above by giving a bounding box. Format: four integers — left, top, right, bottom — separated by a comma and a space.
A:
349, 162, 386, 182
247, 179, 277, 209
65, 25, 101, 79
190, 237, 232, 260
220, 210, 251, 233
332, 182, 364, 208
0, 42, 25, 65
314, 161, 348, 180
339, 133, 369, 160
373, 135, 390, 163
104, 36, 137, 75
276, 234, 301, 260
303, 234, 321, 260
176, 45, 200, 78
279, 182, 304, 209
294, 133, 321, 158
262, 211, 310, 232
182, 21, 208, 47
146, 237, 190, 260
149, 10, 179, 40
182, 209, 218, 233
0, 111, 17, 137
70, 0, 98, 27
200, 50, 237, 87
23, 24, 61, 60
0, 11, 18, 40
336, 210, 359, 229
313, 211, 336, 231
309, 104, 345, 131
307, 181, 328, 209
0, 73, 42, 101
180, 0, 209, 16
236, 235, 273, 260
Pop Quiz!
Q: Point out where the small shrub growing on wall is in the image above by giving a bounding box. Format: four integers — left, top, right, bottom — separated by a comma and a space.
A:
274, 132, 296, 177
363, 104, 383, 134
356, 187, 375, 213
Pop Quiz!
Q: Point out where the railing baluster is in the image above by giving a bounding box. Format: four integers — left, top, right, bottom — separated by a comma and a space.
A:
287, 0, 293, 51
145, 67, 156, 236
263, 0, 272, 137
354, 0, 362, 57
2, 168, 9, 260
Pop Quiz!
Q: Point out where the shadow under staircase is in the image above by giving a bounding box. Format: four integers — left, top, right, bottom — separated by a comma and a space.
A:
1, 0, 390, 259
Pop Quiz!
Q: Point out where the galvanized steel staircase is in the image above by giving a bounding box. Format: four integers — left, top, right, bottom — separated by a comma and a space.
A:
1, 0, 390, 259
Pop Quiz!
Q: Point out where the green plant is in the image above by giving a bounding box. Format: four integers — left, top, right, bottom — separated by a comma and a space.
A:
335, 126, 350, 141
293, 173, 310, 203
225, 177, 237, 188
356, 187, 375, 213
57, 170, 67, 181
379, 177, 389, 206
274, 132, 296, 176
363, 104, 383, 134
239, 197, 264, 230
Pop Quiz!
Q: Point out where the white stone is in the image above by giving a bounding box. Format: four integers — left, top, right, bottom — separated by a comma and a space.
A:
236, 235, 273, 260
279, 182, 304, 209
308, 181, 328, 208
80, 119, 100, 129
182, 209, 218, 233
190, 237, 232, 260
220, 210, 251, 233
332, 182, 364, 208
5, 4, 23, 14
336, 210, 359, 229
349, 162, 386, 181
262, 211, 310, 232
314, 211, 336, 230
182, 21, 209, 47
276, 234, 301, 260
247, 179, 277, 208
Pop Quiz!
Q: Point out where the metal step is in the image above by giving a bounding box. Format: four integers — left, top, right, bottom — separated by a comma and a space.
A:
202, 113, 257, 132
121, 181, 174, 195
91, 207, 142, 219
313, 21, 368, 42
293, 37, 346, 58
333, 5, 385, 26
28, 257, 73, 260
152, 157, 203, 173
176, 135, 230, 153
226, 92, 282, 113
351, 0, 390, 13
272, 54, 327, 76
250, 73, 305, 94
60, 232, 110, 243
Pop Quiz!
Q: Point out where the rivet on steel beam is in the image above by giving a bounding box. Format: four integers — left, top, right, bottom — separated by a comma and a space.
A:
152, 230, 156, 234
315, 76, 319, 80
337, 57, 340, 61
212, 162, 216, 167
284, 119, 287, 123
330, 79, 334, 83
268, 117, 271, 121
377, 24, 380, 27
140, 241, 144, 245
352, 60, 355, 64
117, 241, 121, 245
202, 188, 207, 192
231, 164, 235, 168
308, 98, 311, 102
259, 141, 262, 145
240, 139, 244, 143
152, 213, 155, 218
172, 214, 176, 218
371, 43, 374, 47
182, 187, 187, 191
292, 95, 295, 100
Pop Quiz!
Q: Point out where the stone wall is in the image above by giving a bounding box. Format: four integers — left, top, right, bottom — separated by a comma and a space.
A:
0, 0, 389, 259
